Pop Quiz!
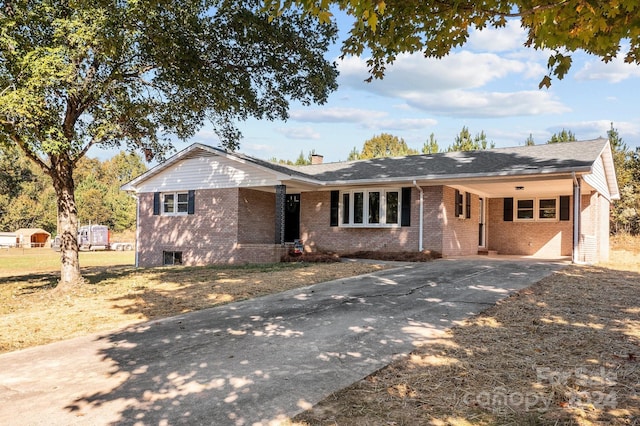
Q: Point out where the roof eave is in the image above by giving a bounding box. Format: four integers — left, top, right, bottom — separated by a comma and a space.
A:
315, 166, 594, 187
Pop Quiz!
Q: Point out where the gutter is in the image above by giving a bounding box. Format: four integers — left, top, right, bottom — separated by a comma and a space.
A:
135, 194, 140, 268
413, 180, 424, 252
572, 172, 584, 264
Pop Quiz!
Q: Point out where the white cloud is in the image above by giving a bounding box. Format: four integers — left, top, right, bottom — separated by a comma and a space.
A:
192, 128, 221, 143
575, 53, 640, 83
339, 52, 526, 94
404, 90, 570, 117
290, 106, 436, 132
336, 52, 567, 118
274, 126, 321, 140
467, 19, 527, 52
290, 107, 387, 123
243, 143, 275, 153
365, 117, 438, 130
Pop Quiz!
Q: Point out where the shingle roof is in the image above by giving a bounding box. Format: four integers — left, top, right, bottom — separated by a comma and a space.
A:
282, 138, 608, 182
122, 138, 611, 192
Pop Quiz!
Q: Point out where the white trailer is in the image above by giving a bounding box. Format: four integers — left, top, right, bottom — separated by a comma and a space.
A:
0, 232, 17, 248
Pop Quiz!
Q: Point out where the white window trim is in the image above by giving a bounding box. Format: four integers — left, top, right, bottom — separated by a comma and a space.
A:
514, 197, 559, 222
339, 188, 402, 228
162, 192, 189, 216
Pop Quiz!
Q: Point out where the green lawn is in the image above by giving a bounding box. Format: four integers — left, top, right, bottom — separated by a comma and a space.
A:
0, 248, 135, 277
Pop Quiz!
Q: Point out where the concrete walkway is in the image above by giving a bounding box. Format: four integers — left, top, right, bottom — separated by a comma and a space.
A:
0, 258, 567, 425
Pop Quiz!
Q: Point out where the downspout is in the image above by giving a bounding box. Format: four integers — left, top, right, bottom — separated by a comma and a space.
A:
413, 180, 424, 252
135, 194, 140, 268
572, 173, 582, 264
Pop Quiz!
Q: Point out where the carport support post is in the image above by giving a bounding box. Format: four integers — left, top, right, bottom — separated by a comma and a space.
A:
275, 185, 286, 245
572, 174, 581, 263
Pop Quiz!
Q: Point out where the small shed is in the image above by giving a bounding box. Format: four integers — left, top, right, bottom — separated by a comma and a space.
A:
14, 228, 51, 248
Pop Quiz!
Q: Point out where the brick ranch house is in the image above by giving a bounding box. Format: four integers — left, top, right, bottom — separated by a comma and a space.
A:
121, 138, 619, 267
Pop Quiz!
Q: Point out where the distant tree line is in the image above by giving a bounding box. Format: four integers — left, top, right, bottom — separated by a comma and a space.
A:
0, 148, 146, 235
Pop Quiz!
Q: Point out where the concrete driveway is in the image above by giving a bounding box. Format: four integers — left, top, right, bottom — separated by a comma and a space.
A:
0, 257, 567, 425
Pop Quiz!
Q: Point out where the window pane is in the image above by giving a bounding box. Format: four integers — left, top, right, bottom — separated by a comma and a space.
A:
386, 191, 399, 224
517, 199, 534, 219
342, 193, 350, 224
539, 199, 556, 209
517, 199, 534, 209
368, 191, 380, 224
539, 198, 557, 219
177, 192, 189, 213
354, 192, 364, 224
163, 194, 175, 213
517, 209, 534, 219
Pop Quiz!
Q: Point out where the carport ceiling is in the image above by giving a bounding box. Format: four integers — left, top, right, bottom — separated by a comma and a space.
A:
446, 176, 587, 198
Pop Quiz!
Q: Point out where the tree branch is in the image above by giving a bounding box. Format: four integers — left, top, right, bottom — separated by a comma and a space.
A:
7, 131, 51, 173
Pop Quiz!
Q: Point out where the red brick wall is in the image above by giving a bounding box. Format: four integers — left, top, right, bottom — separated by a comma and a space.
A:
487, 197, 573, 257
299, 189, 420, 253
422, 186, 444, 253
237, 188, 275, 244
440, 187, 480, 256
137, 188, 239, 267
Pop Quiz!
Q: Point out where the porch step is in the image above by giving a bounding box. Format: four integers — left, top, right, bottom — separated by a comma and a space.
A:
478, 249, 498, 256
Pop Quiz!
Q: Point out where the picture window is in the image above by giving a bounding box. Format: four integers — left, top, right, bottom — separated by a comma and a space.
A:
340, 189, 401, 227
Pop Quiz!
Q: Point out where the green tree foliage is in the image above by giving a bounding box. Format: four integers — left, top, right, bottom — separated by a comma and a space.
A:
0, 1, 338, 288
547, 129, 577, 144
347, 146, 361, 161
268, 0, 640, 87
0, 147, 56, 232
356, 133, 418, 159
422, 133, 439, 154
0, 148, 145, 235
268, 150, 317, 165
447, 127, 495, 152
608, 124, 639, 235
524, 134, 535, 146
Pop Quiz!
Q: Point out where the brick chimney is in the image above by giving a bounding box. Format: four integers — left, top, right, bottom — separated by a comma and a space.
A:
311, 154, 324, 165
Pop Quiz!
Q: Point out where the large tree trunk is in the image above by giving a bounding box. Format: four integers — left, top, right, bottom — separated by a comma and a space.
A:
49, 154, 83, 290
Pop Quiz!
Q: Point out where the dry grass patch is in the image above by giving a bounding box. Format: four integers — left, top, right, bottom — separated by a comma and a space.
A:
0, 261, 385, 354
294, 242, 640, 426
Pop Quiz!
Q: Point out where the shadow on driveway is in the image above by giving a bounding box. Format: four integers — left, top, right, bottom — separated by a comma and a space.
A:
0, 258, 567, 425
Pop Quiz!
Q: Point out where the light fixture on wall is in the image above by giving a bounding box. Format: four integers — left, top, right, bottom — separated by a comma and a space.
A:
515, 186, 525, 190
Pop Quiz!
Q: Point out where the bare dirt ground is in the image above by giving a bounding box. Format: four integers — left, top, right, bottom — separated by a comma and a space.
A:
293, 239, 640, 426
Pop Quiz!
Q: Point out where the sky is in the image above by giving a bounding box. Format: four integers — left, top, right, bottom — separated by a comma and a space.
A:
92, 15, 640, 164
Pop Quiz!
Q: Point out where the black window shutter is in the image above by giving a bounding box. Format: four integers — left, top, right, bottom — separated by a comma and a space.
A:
153, 192, 160, 215
559, 196, 570, 221
454, 189, 461, 217
465, 192, 471, 219
401, 187, 411, 227
503, 197, 513, 222
188, 190, 196, 215
330, 190, 339, 226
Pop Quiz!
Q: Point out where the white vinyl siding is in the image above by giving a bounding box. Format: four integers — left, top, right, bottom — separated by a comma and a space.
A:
583, 156, 611, 200
137, 153, 284, 193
